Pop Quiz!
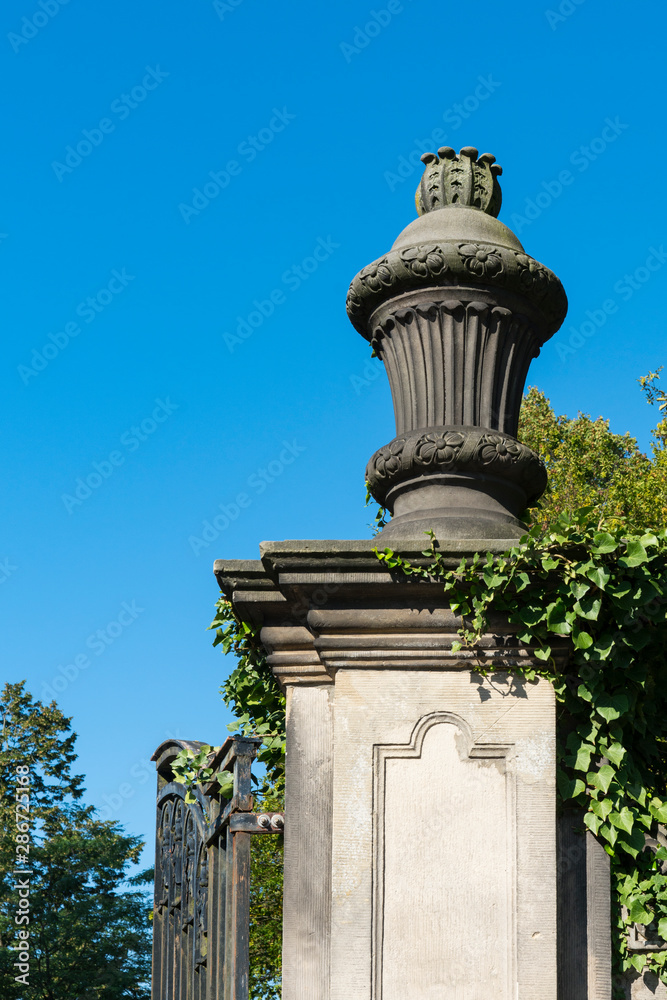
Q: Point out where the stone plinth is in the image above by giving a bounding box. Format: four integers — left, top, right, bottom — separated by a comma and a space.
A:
215, 539, 608, 999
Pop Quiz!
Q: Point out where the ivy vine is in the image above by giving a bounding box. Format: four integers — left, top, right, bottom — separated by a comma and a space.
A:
375, 510, 667, 986
209, 597, 286, 789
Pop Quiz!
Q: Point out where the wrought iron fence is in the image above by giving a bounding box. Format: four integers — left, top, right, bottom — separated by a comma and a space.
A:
151, 735, 283, 1000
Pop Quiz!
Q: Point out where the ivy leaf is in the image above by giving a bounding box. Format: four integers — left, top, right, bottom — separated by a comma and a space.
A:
658, 918, 667, 942
570, 580, 591, 600
584, 811, 603, 835
590, 797, 613, 820
594, 695, 629, 722
534, 645, 552, 661
585, 564, 611, 589
617, 826, 646, 858
592, 532, 618, 554
619, 539, 649, 568
629, 953, 648, 973
599, 821, 618, 846
650, 799, 667, 824
628, 898, 653, 924
590, 634, 615, 661
573, 627, 594, 649
609, 807, 634, 834
216, 771, 234, 799
557, 771, 586, 801
574, 743, 595, 771
605, 742, 626, 767
518, 605, 545, 627
573, 594, 602, 621
588, 764, 615, 793
483, 569, 505, 588
546, 599, 571, 634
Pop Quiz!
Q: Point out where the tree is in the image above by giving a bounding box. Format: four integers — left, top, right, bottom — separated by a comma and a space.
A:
518, 373, 667, 532
248, 785, 283, 1000
0, 682, 152, 999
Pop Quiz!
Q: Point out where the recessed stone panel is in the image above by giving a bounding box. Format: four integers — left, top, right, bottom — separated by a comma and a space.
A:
375, 716, 515, 1000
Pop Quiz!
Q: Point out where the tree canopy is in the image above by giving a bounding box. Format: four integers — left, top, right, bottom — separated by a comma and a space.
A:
0, 682, 152, 999
518, 371, 667, 532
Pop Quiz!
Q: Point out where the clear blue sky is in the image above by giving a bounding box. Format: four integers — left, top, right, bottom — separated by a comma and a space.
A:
2, 0, 666, 870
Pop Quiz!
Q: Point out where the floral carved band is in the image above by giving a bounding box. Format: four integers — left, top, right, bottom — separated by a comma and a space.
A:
346, 241, 567, 338
366, 425, 547, 507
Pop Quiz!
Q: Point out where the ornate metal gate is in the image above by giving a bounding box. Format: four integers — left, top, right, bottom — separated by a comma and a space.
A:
151, 735, 283, 1000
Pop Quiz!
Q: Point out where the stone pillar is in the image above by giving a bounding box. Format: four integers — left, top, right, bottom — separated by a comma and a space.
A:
261, 628, 333, 1000
217, 540, 575, 999
557, 811, 611, 999
214, 147, 616, 998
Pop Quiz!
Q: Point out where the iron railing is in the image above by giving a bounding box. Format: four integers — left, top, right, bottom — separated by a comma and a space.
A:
151, 735, 283, 1000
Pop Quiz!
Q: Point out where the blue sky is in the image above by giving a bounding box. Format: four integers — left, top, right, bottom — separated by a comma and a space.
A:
2, 0, 666, 870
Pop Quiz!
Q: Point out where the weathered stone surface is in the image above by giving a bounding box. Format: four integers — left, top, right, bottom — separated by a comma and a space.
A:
216, 539, 578, 999
281, 683, 333, 1000
623, 973, 667, 998
330, 669, 556, 1000
346, 147, 568, 541
557, 810, 611, 999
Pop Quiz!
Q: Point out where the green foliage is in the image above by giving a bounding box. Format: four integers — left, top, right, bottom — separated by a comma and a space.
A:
208, 598, 285, 788
203, 604, 286, 998
0, 681, 84, 823
0, 682, 152, 999
171, 745, 235, 804
518, 384, 667, 532
364, 482, 389, 534
248, 784, 283, 1000
376, 512, 667, 984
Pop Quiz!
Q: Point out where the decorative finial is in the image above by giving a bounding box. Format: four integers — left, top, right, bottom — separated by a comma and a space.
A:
415, 146, 503, 217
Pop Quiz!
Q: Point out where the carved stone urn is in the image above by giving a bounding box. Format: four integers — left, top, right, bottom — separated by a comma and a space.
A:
346, 146, 568, 540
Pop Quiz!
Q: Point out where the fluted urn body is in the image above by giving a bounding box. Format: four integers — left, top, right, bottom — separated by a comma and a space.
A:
347, 146, 567, 540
